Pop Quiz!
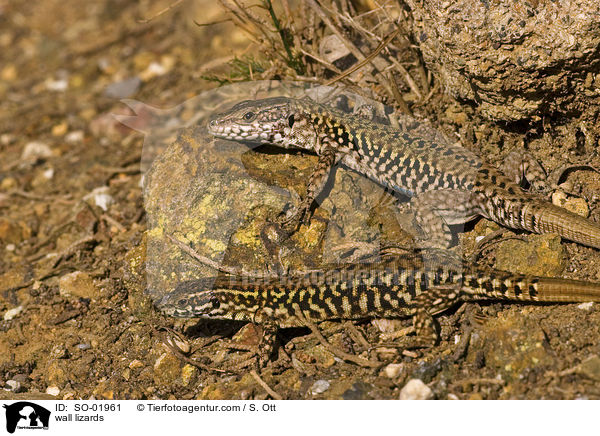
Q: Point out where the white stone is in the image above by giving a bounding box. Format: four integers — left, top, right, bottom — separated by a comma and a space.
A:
384, 363, 404, 379
84, 186, 114, 211
310, 379, 330, 395
22, 141, 53, 160
3, 306, 23, 321
46, 386, 60, 396
65, 130, 84, 143
43, 168, 54, 179
399, 379, 433, 400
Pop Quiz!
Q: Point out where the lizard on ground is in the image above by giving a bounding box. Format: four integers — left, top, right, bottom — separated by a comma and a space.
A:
157, 96, 600, 361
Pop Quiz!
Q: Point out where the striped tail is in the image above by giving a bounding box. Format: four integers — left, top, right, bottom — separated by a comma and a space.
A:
464, 270, 600, 303
518, 200, 600, 250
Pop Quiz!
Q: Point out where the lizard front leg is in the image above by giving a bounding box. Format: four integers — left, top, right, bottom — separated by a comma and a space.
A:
277, 145, 342, 233
407, 188, 478, 250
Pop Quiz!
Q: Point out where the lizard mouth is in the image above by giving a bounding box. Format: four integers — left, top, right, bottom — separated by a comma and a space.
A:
207, 118, 268, 142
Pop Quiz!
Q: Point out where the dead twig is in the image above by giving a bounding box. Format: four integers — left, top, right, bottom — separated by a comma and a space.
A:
101, 213, 127, 233
324, 26, 401, 86
250, 370, 284, 400
294, 307, 382, 368
138, 0, 186, 24
156, 327, 231, 374
166, 233, 321, 278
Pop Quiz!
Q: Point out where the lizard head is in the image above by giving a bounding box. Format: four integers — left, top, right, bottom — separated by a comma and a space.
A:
156, 279, 225, 318
208, 97, 302, 148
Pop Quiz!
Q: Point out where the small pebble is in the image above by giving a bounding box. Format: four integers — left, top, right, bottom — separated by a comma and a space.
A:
46, 386, 60, 396
310, 379, 330, 395
578, 302, 594, 311
45, 78, 68, 92
129, 359, 143, 369
43, 168, 54, 179
3, 306, 23, 321
399, 379, 434, 400
0, 133, 15, 145
22, 141, 53, 160
65, 130, 84, 143
84, 186, 114, 211
552, 191, 589, 217
77, 343, 91, 350
50, 345, 69, 359
384, 363, 404, 379
5, 243, 15, 251
4, 380, 21, 392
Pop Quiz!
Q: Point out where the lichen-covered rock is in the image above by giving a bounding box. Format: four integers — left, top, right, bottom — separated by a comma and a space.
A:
406, 0, 600, 121
141, 83, 399, 303
495, 233, 566, 277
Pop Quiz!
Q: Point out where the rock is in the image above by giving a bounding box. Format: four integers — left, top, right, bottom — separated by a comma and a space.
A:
84, 186, 114, 211
411, 358, 444, 384
469, 311, 554, 381
294, 345, 336, 369
181, 364, 197, 387
49, 345, 69, 360
45, 77, 68, 92
383, 363, 404, 379
399, 379, 433, 400
229, 324, 261, 349
46, 361, 67, 385
3, 306, 23, 321
51, 122, 68, 136
65, 130, 84, 143
578, 302, 594, 311
45, 386, 60, 396
0, 218, 32, 244
59, 272, 101, 300
4, 380, 21, 392
310, 379, 330, 395
22, 141, 53, 161
552, 191, 589, 218
341, 382, 372, 400
495, 234, 565, 277
153, 352, 182, 385
406, 0, 600, 121
142, 84, 382, 306
577, 356, 600, 381
139, 56, 175, 82
129, 359, 144, 369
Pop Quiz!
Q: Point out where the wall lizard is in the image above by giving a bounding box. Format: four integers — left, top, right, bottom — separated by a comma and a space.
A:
157, 96, 600, 355
158, 252, 600, 348
207, 96, 600, 249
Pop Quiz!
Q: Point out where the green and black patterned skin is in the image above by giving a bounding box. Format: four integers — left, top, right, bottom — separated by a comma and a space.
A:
157, 254, 600, 341
208, 96, 600, 249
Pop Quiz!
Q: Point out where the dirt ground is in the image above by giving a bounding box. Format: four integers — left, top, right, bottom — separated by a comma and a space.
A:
3, 0, 600, 400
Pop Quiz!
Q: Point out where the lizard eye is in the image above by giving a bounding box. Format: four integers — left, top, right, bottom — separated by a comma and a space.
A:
243, 111, 256, 121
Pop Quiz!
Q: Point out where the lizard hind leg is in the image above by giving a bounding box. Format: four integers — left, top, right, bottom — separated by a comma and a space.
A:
501, 150, 548, 192
410, 284, 464, 347
409, 189, 477, 250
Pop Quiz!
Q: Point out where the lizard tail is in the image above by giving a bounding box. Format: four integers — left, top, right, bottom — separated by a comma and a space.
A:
518, 201, 600, 250
464, 271, 600, 303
